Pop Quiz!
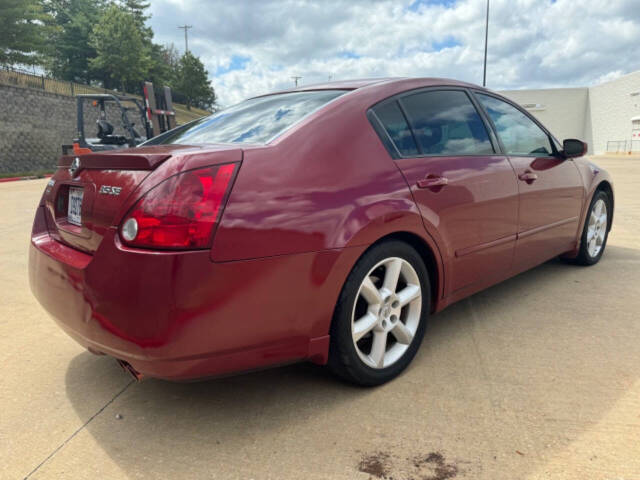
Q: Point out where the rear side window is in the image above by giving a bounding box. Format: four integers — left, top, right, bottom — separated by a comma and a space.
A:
476, 93, 553, 156
400, 90, 494, 155
145, 90, 346, 145
372, 101, 419, 156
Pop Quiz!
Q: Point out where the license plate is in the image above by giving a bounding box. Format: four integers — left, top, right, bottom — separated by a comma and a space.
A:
68, 187, 83, 226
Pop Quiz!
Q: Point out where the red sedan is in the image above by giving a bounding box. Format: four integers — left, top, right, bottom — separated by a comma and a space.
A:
29, 78, 614, 385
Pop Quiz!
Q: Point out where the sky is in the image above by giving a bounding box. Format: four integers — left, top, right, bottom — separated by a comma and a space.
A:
148, 0, 640, 107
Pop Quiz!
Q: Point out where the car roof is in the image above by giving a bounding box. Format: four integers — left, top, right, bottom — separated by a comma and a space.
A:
266, 77, 485, 96
292, 78, 399, 90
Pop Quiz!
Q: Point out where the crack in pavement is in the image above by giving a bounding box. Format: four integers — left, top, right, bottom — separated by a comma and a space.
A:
23, 379, 135, 480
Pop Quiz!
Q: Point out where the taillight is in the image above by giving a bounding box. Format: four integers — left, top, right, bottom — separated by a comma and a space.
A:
119, 163, 237, 249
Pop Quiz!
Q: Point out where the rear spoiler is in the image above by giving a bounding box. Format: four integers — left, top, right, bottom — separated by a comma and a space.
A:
58, 152, 171, 171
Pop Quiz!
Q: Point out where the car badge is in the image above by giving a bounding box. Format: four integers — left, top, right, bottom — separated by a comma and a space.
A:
69, 157, 81, 177
99, 185, 122, 196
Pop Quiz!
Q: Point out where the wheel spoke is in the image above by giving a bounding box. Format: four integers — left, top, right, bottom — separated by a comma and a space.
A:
352, 312, 378, 342
586, 228, 595, 242
360, 276, 382, 306
369, 331, 387, 367
391, 321, 413, 345
382, 258, 402, 293
397, 284, 420, 307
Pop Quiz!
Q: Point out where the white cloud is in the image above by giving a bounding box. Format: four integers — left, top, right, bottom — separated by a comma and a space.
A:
148, 0, 640, 107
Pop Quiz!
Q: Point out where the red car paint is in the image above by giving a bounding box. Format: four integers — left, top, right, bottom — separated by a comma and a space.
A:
29, 78, 614, 380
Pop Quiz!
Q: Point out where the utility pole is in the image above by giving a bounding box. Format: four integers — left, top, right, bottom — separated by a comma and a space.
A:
328, 74, 333, 82
291, 76, 302, 87
482, 0, 489, 87
178, 25, 193, 53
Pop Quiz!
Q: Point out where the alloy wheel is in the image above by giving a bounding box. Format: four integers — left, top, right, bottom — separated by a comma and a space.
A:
586, 198, 607, 258
351, 257, 422, 369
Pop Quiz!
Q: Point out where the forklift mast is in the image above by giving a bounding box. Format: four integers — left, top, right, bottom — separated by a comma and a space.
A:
143, 82, 176, 137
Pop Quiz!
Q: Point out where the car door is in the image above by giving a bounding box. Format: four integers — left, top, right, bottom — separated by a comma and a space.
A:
473, 92, 584, 273
370, 88, 519, 295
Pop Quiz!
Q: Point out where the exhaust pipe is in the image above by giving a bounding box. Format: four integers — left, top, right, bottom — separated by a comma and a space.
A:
116, 359, 145, 382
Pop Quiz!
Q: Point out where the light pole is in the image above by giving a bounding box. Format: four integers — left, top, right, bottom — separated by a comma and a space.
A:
482, 0, 489, 87
291, 76, 302, 87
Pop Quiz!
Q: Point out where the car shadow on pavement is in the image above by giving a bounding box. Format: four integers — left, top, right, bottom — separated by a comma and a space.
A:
63, 245, 640, 479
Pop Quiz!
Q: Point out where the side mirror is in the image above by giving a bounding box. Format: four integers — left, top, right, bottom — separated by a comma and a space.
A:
562, 139, 587, 158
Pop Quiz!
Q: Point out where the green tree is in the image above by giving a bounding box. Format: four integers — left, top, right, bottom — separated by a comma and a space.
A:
117, 0, 170, 90
121, 0, 152, 41
174, 51, 216, 110
161, 43, 181, 74
0, 0, 52, 66
45, 0, 108, 83
89, 4, 150, 91
146, 42, 182, 88
146, 42, 171, 87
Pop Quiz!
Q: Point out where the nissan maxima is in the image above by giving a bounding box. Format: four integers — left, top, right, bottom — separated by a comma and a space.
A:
29, 78, 614, 385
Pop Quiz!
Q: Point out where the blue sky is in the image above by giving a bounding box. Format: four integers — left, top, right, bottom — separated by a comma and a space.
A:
409, 0, 458, 10
148, 0, 640, 106
215, 55, 251, 76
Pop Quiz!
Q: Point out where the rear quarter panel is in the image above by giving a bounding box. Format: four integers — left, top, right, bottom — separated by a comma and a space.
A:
211, 91, 429, 261
210, 86, 447, 323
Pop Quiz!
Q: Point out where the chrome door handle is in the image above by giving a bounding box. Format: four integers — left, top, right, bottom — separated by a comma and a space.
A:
518, 171, 538, 183
417, 175, 448, 189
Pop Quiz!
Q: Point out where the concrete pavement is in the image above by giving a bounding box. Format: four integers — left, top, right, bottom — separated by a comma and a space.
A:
1, 156, 639, 479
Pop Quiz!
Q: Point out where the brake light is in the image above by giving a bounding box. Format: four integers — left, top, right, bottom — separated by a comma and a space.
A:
120, 163, 237, 249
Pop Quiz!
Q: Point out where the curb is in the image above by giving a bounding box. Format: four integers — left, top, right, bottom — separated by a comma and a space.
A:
0, 174, 53, 184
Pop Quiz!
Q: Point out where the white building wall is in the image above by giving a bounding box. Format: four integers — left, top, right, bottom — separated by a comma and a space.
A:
588, 70, 640, 154
499, 70, 640, 155
499, 87, 591, 152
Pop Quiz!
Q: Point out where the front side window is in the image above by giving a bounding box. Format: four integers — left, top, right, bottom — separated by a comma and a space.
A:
146, 90, 346, 145
476, 93, 553, 156
400, 90, 494, 155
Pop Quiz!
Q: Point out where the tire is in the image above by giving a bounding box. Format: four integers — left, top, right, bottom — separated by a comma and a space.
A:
572, 190, 611, 265
328, 240, 430, 386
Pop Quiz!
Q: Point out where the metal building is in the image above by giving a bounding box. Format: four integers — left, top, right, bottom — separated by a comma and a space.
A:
500, 70, 640, 155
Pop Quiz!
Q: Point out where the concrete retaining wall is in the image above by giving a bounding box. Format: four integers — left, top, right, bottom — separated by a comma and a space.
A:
0, 84, 144, 174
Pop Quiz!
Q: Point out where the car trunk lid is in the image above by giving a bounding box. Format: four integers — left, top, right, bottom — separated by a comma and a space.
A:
43, 145, 242, 254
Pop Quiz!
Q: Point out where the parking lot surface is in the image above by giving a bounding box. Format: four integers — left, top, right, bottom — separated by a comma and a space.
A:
1, 156, 639, 480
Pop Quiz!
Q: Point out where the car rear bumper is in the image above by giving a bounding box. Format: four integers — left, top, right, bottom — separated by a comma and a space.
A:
29, 207, 360, 380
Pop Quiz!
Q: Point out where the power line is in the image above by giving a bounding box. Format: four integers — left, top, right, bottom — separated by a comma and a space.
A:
291, 76, 302, 87
178, 24, 193, 53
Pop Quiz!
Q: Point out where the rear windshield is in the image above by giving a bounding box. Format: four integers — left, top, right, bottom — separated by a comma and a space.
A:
146, 90, 347, 146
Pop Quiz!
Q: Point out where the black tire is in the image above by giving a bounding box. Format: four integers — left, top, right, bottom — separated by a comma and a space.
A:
572, 190, 611, 265
328, 240, 430, 386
